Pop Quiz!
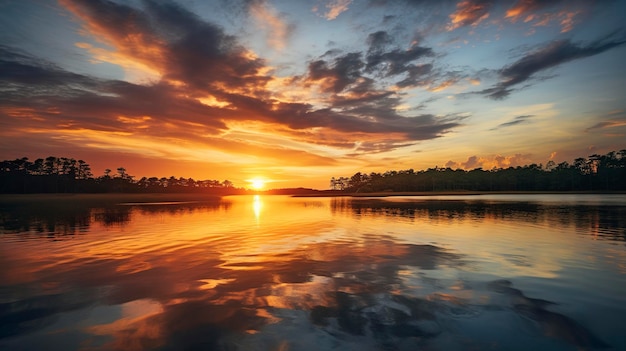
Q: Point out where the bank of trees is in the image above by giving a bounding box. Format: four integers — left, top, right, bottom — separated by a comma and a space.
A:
0, 156, 242, 194
331, 150, 626, 192
2, 150, 625, 194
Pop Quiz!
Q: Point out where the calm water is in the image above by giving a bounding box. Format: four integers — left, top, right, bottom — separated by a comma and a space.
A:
1, 194, 625, 351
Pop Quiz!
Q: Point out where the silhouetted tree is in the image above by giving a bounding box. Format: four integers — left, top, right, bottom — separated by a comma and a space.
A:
329, 149, 626, 193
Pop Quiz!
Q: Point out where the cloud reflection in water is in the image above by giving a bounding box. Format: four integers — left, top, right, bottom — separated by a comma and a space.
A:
0, 195, 623, 350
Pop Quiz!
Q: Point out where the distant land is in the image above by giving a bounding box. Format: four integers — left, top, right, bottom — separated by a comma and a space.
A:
1, 149, 624, 195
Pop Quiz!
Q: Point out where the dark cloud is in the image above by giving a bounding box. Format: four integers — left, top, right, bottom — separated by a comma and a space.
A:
490, 114, 534, 130
364, 31, 434, 77
300, 53, 456, 152
0, 0, 467, 161
348, 140, 418, 156
0, 45, 459, 153
62, 0, 458, 145
268, 101, 461, 144
366, 31, 394, 53
0, 48, 227, 133
307, 52, 364, 93
0, 215, 463, 349
0, 46, 102, 99
63, 0, 269, 94
396, 64, 434, 88
479, 33, 626, 99
366, 45, 434, 77
306, 30, 435, 91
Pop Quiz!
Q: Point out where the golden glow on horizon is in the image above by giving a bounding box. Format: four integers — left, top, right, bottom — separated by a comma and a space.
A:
249, 178, 267, 190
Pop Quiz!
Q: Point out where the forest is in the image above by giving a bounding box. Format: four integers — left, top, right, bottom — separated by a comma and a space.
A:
330, 150, 626, 192
0, 156, 245, 194
1, 150, 625, 194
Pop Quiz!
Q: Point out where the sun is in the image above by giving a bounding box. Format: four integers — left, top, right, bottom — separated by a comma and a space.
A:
249, 178, 266, 190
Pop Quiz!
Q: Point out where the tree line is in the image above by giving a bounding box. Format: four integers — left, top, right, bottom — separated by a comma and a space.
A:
0, 156, 244, 194
2, 150, 625, 194
330, 150, 626, 192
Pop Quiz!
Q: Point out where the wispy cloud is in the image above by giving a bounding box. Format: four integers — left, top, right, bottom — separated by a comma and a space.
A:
490, 114, 534, 130
314, 0, 352, 20
585, 110, 626, 133
2, 0, 624, 186
1, 0, 464, 162
505, 0, 608, 33
478, 33, 626, 99
248, 0, 293, 50
447, 0, 495, 31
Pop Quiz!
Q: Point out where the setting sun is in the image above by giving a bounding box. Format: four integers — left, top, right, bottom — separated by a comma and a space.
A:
249, 178, 266, 190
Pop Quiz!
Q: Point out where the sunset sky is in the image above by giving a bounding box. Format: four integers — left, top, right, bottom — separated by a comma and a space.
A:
1, 0, 625, 189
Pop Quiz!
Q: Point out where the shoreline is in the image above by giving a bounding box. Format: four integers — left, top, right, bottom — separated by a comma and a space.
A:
0, 193, 223, 204
292, 190, 626, 197
1, 190, 625, 202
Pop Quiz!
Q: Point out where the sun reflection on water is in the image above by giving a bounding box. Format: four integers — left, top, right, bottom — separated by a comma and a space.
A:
0, 195, 625, 351
253, 194, 262, 222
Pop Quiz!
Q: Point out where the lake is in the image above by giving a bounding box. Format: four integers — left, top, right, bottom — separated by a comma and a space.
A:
1, 194, 625, 351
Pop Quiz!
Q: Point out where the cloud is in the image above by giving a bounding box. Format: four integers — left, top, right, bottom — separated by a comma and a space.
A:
0, 50, 226, 135
314, 0, 352, 20
2, 229, 462, 349
445, 0, 609, 33
585, 110, 626, 133
337, 30, 435, 88
306, 52, 365, 93
366, 31, 394, 53
479, 33, 626, 99
248, 0, 293, 50
447, 0, 496, 31
506, 0, 564, 19
305, 31, 436, 92
266, 100, 462, 144
504, 0, 611, 33
586, 121, 626, 131
366, 44, 434, 77
61, 0, 269, 94
490, 114, 534, 130
445, 153, 534, 170
0, 44, 459, 161
0, 0, 469, 169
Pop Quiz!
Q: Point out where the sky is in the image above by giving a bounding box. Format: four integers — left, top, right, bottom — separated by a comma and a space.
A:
1, 0, 625, 189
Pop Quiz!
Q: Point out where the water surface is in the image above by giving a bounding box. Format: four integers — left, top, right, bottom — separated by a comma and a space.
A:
1, 194, 625, 350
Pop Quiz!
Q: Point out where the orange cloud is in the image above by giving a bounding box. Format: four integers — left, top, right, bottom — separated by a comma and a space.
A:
445, 153, 535, 170
447, 0, 494, 31
60, 0, 166, 77
549, 151, 557, 160
586, 121, 626, 132
429, 79, 457, 92
315, 0, 352, 20
74, 42, 161, 82
506, 1, 584, 33
249, 1, 291, 50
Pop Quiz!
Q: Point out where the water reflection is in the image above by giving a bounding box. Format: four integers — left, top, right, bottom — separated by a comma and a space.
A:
0, 198, 230, 238
487, 279, 609, 349
331, 197, 626, 243
0, 195, 625, 350
253, 195, 262, 222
